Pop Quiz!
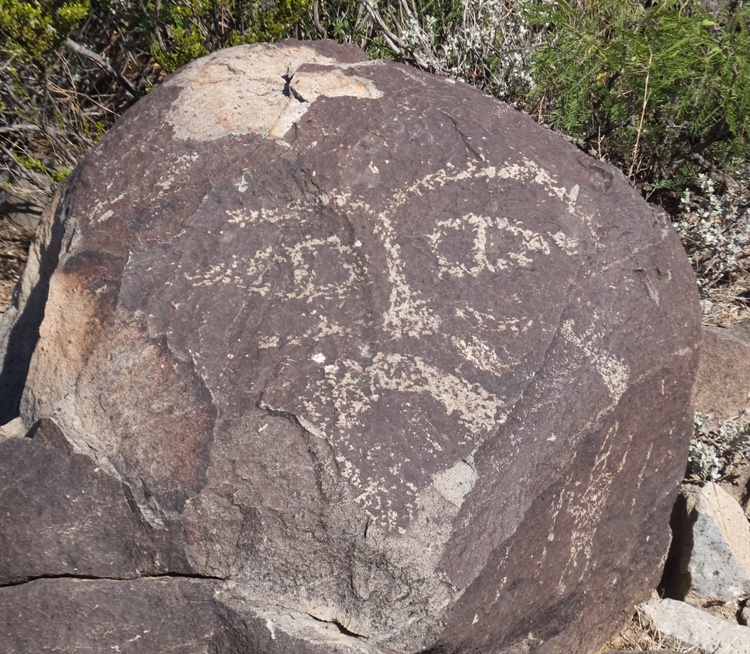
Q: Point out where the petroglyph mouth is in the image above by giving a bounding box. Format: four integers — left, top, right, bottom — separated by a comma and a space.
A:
163, 43, 383, 141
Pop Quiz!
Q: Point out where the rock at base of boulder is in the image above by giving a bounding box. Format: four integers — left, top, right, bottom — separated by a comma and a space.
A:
0, 577, 390, 654
0, 578, 229, 653
665, 483, 750, 602
0, 417, 191, 584
640, 598, 750, 654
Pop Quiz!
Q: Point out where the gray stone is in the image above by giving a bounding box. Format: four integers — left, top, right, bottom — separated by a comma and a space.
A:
0, 40, 701, 653
0, 190, 64, 422
740, 603, 750, 626
640, 598, 750, 654
668, 483, 750, 602
0, 164, 51, 233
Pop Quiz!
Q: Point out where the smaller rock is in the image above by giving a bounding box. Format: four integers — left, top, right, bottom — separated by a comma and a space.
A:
719, 466, 750, 518
741, 602, 750, 626
695, 322, 750, 421
0, 417, 25, 439
0, 164, 50, 232
669, 483, 750, 601
640, 598, 750, 654
0, 417, 191, 584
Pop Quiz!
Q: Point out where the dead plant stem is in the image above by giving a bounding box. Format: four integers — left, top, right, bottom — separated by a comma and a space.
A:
629, 48, 653, 180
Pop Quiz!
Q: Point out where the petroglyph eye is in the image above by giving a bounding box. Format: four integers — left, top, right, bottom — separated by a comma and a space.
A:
426, 210, 568, 281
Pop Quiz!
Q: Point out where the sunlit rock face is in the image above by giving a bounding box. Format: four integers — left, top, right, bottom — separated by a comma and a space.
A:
0, 39, 701, 654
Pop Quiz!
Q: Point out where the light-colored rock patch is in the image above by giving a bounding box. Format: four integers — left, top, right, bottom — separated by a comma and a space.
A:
640, 598, 750, 654
163, 44, 382, 141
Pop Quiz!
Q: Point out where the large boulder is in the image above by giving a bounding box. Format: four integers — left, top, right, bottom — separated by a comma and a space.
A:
0, 40, 701, 653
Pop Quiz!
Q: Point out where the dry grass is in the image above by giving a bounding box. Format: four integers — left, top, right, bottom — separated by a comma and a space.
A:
702, 281, 750, 327
0, 217, 33, 316
602, 605, 701, 653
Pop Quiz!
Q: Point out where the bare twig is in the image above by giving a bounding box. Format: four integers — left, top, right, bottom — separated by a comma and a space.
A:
629, 48, 653, 180
0, 125, 42, 134
64, 38, 139, 98
360, 0, 407, 52
688, 151, 744, 193
313, 0, 327, 38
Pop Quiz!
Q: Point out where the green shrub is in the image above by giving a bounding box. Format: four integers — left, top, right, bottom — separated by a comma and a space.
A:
526, 0, 750, 186
0, 0, 90, 61
148, 0, 313, 72
688, 411, 750, 481
0, 0, 315, 210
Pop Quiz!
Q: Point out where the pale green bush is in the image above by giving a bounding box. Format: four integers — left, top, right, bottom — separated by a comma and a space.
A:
688, 412, 750, 481
673, 164, 750, 322
321, 0, 543, 102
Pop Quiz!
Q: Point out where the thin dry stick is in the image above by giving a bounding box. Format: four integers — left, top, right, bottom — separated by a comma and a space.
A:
312, 0, 327, 38
0, 125, 42, 135
64, 38, 139, 99
629, 48, 653, 179
360, 0, 407, 52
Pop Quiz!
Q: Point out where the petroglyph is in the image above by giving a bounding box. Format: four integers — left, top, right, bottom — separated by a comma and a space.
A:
561, 319, 629, 402
427, 212, 553, 278
375, 211, 442, 339
264, 351, 502, 528
171, 150, 586, 530
552, 231, 580, 255
451, 335, 512, 376
155, 152, 200, 195
386, 157, 571, 211
369, 354, 503, 432
86, 193, 126, 225
555, 423, 621, 593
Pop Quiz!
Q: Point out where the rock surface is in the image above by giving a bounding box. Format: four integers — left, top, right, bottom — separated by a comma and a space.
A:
640, 598, 750, 654
0, 576, 387, 654
695, 320, 750, 421
0, 162, 50, 233
0, 578, 230, 653
0, 40, 701, 653
667, 483, 750, 602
